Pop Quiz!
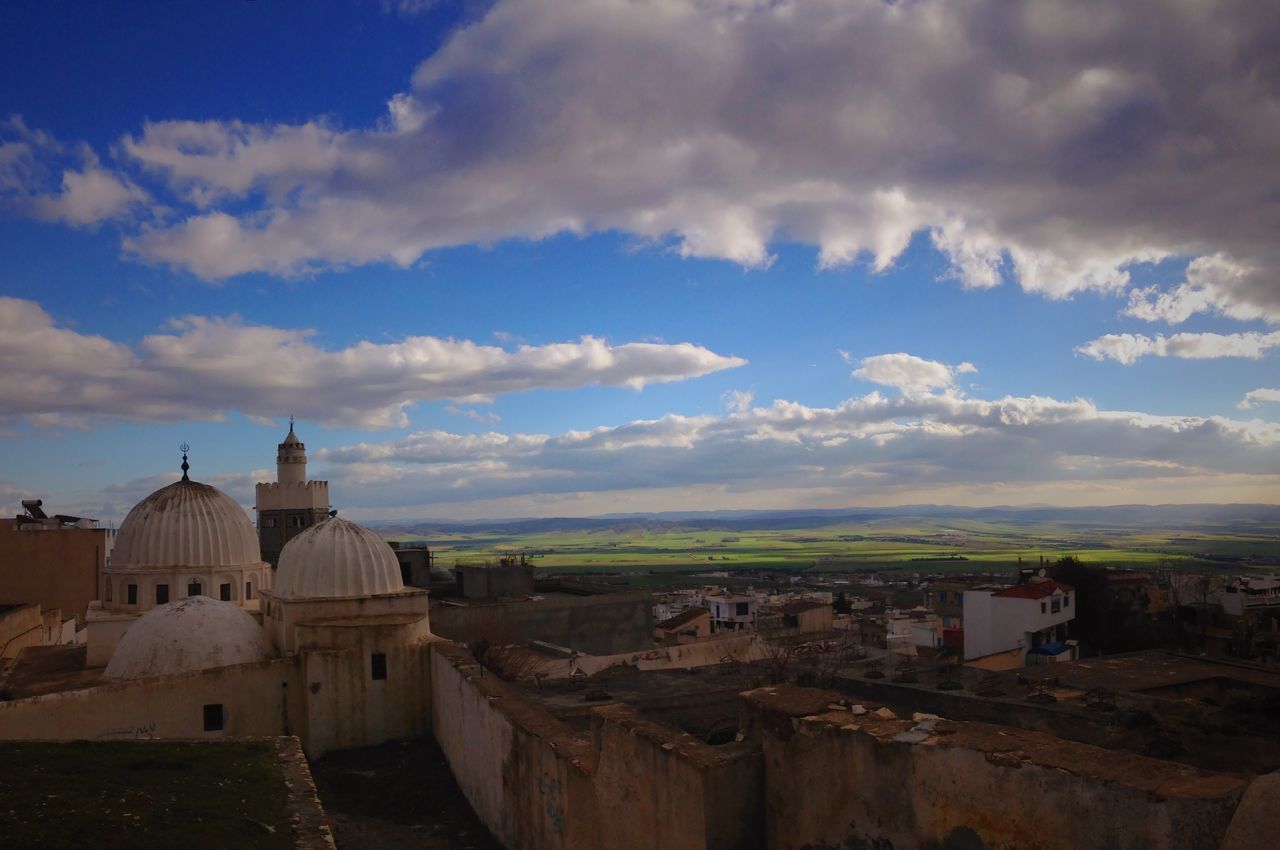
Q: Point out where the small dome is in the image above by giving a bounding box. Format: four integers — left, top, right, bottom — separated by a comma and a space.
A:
112, 479, 262, 571
103, 596, 273, 680
275, 516, 404, 599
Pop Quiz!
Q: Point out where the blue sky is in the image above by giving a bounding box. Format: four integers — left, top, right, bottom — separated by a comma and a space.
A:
2, 0, 1278, 521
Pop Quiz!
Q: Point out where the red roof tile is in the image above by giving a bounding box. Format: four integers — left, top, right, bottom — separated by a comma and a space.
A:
992, 580, 1073, 600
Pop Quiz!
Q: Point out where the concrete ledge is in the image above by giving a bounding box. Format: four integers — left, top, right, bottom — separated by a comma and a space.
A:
276, 736, 337, 850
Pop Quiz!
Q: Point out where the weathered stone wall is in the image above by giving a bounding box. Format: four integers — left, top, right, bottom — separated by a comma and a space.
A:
429, 642, 764, 850
431, 590, 653, 655
742, 685, 1246, 850
301, 630, 435, 758
0, 657, 305, 741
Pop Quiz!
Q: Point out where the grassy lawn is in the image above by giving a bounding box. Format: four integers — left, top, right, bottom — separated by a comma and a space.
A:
0, 741, 293, 850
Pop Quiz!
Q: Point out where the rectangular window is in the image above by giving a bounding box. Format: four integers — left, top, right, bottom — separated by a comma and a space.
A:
289, 515, 305, 528
371, 652, 388, 680
1051, 597, 1061, 613
1040, 601, 1047, 614
203, 704, 224, 731
938, 592, 946, 604
245, 582, 253, 600
220, 583, 232, 602
400, 562, 412, 585
187, 582, 202, 597
735, 602, 750, 616
262, 517, 277, 528
955, 592, 963, 605
127, 584, 138, 605
156, 584, 169, 605
105, 582, 113, 602
1064, 595, 1071, 608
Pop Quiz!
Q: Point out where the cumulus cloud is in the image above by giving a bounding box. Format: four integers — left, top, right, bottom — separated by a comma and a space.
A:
1123, 255, 1278, 325
311, 389, 1280, 514
7, 0, 1252, 324
0, 296, 744, 429
1076, 331, 1280, 365
0, 116, 146, 226
1238, 388, 1280, 410
852, 353, 976, 394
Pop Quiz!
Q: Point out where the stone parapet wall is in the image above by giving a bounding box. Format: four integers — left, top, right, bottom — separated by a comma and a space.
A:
741, 684, 1247, 850
429, 642, 763, 850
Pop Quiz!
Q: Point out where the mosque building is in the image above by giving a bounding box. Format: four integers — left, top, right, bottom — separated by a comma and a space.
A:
7, 429, 437, 757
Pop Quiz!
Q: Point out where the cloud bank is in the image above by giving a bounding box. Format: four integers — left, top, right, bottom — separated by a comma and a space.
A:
5, 1, 1278, 324
0, 297, 743, 430
1076, 331, 1280, 365
313, 389, 1280, 515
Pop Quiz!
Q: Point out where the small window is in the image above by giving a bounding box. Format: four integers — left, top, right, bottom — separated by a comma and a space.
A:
127, 584, 138, 605
105, 581, 113, 602
937, 592, 946, 604
289, 515, 305, 528
203, 703, 224, 731
245, 581, 253, 601
955, 592, 963, 605
156, 584, 170, 605
1064, 594, 1071, 608
735, 602, 749, 616
187, 582, 202, 597
400, 562, 412, 585
371, 652, 388, 680
220, 583, 232, 602
1051, 597, 1061, 613
1040, 601, 1047, 614
262, 517, 277, 528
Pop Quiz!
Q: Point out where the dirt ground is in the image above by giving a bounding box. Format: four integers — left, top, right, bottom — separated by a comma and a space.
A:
310, 737, 502, 850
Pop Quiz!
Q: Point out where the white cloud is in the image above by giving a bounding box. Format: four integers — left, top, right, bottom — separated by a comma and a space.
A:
309, 389, 1280, 515
852, 353, 976, 394
1123, 255, 1277, 325
1076, 331, 1280, 365
1, 117, 146, 226
0, 296, 744, 430
723, 389, 754, 413
1, 0, 1257, 325
1238, 388, 1280, 410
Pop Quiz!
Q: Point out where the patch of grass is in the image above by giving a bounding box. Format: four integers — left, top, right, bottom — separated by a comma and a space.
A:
0, 741, 293, 850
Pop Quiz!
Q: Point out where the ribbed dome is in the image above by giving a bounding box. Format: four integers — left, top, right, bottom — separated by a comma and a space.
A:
103, 596, 273, 680
112, 479, 261, 570
274, 516, 404, 599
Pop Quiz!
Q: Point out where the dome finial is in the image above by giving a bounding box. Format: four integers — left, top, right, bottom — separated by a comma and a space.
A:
288, 414, 295, 432
180, 442, 190, 481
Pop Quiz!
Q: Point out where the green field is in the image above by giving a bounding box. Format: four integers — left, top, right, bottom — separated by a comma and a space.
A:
389, 516, 1280, 577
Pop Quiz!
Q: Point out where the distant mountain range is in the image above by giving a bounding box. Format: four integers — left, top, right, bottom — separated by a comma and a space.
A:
365, 503, 1280, 537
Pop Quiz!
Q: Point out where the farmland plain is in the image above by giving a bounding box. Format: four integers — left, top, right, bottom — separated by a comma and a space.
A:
385, 510, 1280, 577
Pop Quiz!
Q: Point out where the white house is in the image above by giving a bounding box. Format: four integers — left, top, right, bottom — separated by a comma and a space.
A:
962, 579, 1074, 666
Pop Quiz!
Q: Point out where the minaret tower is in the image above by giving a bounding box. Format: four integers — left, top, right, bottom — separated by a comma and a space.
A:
254, 417, 331, 568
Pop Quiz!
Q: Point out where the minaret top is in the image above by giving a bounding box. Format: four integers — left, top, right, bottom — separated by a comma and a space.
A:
180, 442, 190, 482
280, 416, 303, 449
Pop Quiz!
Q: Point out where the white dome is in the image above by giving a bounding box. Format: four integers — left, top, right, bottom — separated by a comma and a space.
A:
274, 516, 404, 599
103, 596, 273, 680
112, 479, 262, 571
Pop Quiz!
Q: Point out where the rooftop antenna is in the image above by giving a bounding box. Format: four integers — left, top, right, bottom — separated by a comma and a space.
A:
180, 442, 190, 481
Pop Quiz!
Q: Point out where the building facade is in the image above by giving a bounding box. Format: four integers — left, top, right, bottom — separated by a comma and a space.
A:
963, 579, 1074, 666
0, 502, 113, 627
